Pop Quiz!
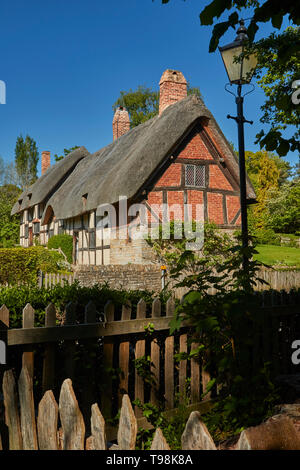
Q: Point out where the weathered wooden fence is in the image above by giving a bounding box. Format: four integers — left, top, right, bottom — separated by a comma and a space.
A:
2, 367, 300, 450
0, 297, 213, 429
1, 291, 299, 421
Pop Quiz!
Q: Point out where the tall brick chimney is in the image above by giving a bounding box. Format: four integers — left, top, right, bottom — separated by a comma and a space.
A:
41, 151, 51, 175
112, 107, 130, 141
159, 69, 187, 114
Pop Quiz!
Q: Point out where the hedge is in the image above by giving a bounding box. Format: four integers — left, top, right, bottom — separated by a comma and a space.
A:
0, 246, 65, 285
47, 234, 73, 263
0, 282, 170, 328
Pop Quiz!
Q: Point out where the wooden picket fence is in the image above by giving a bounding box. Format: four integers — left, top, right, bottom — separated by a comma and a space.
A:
38, 271, 74, 289
2, 366, 300, 450
0, 297, 212, 426
0, 290, 299, 446
1, 366, 216, 450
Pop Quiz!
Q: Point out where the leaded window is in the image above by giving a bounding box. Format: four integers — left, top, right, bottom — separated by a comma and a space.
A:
185, 164, 205, 188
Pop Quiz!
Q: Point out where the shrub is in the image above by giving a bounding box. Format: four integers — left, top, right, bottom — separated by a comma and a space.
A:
0, 246, 64, 285
250, 227, 281, 245
47, 234, 73, 263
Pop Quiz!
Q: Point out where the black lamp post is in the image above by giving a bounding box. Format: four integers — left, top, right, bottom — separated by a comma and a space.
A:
219, 20, 257, 272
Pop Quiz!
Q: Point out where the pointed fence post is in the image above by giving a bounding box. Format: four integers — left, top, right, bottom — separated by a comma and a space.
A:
37, 390, 59, 450
150, 298, 161, 405
91, 403, 106, 450
2, 370, 23, 450
59, 379, 85, 450
64, 302, 77, 381
18, 367, 38, 450
42, 303, 57, 393
102, 301, 114, 419
117, 395, 137, 450
135, 299, 146, 417
22, 304, 35, 379
165, 298, 175, 409
119, 301, 131, 406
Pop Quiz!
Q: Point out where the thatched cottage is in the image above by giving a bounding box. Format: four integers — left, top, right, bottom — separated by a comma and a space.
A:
12, 69, 256, 267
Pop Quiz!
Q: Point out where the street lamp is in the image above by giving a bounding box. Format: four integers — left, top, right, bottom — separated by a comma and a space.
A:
219, 19, 257, 273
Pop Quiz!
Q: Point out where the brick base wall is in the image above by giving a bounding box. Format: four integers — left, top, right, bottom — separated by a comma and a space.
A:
73, 264, 162, 292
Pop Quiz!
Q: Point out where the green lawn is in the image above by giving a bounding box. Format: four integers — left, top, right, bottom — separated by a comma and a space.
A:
254, 244, 300, 268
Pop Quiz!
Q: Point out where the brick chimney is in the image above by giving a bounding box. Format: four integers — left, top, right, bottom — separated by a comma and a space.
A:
41, 151, 51, 175
159, 69, 187, 114
112, 107, 130, 141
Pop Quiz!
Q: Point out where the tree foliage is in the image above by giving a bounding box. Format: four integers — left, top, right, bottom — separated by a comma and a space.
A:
253, 27, 300, 156
0, 184, 21, 248
157, 1, 300, 156
14, 134, 39, 189
113, 84, 202, 127
54, 146, 80, 162
266, 177, 300, 234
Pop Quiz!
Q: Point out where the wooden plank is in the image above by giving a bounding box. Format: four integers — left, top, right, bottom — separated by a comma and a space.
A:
181, 411, 216, 450
85, 301, 97, 323
42, 304, 56, 393
164, 298, 175, 409
150, 298, 161, 405
2, 370, 23, 449
0, 305, 9, 328
64, 302, 76, 381
7, 316, 188, 346
152, 297, 161, 319
59, 379, 85, 450
179, 334, 187, 403
164, 336, 174, 409
91, 403, 106, 450
150, 428, 170, 450
22, 304, 35, 379
119, 302, 131, 406
102, 302, 115, 419
82, 301, 98, 426
18, 366, 38, 450
135, 299, 146, 417
117, 394, 137, 450
104, 300, 115, 322
190, 342, 200, 403
37, 390, 59, 450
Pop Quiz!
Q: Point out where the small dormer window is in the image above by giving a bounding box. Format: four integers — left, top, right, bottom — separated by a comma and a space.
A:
28, 193, 32, 200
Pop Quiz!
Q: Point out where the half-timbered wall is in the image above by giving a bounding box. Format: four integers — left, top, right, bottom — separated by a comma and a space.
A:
145, 124, 241, 228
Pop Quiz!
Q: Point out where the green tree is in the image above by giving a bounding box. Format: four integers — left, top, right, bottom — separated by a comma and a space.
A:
14, 135, 39, 189
54, 146, 80, 162
266, 178, 300, 234
158, 1, 300, 156
253, 27, 300, 156
0, 184, 21, 247
113, 84, 202, 128
246, 150, 281, 230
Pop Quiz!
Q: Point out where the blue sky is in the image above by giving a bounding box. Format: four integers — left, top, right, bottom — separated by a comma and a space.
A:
0, 0, 297, 176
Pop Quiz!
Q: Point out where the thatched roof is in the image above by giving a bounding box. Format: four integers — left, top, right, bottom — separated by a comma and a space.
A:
12, 94, 256, 222
11, 146, 90, 215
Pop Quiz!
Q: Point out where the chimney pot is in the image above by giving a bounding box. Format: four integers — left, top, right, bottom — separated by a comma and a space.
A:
112, 107, 130, 141
159, 69, 187, 114
41, 151, 51, 175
